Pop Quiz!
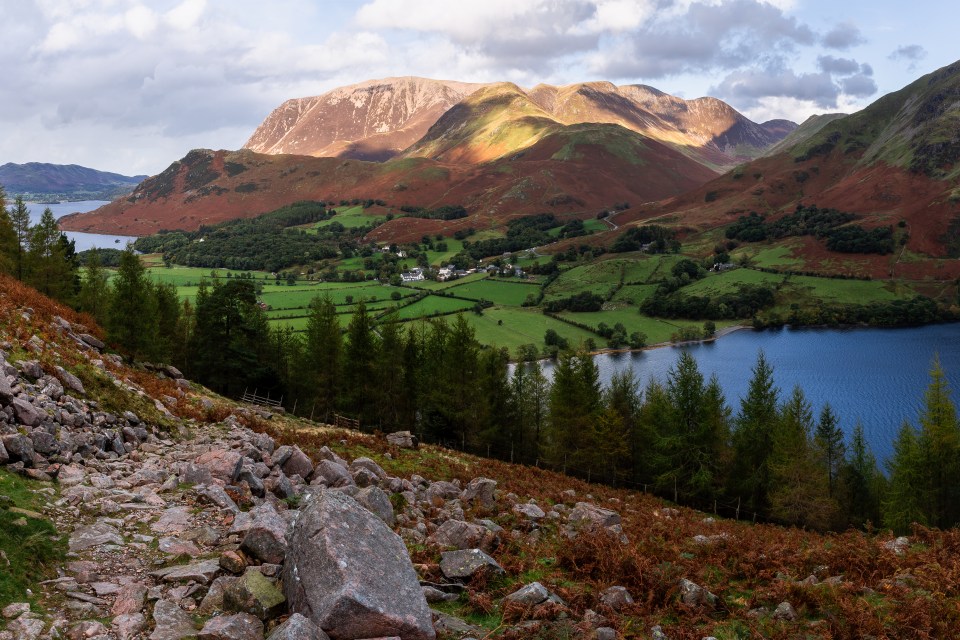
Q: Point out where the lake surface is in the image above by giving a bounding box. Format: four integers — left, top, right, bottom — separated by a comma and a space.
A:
539, 324, 960, 463
25, 200, 138, 252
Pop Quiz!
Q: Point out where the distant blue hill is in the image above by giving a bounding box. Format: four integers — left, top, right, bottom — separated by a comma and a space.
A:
0, 162, 147, 200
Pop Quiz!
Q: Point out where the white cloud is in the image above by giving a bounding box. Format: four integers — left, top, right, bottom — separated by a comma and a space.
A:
164, 0, 207, 30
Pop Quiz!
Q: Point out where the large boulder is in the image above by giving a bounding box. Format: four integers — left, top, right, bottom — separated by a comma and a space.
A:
282, 446, 315, 480
283, 489, 435, 640
11, 398, 41, 427
311, 460, 355, 488
195, 449, 243, 484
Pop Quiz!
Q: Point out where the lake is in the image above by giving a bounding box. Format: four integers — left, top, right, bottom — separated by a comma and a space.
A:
25, 200, 138, 252
539, 324, 960, 463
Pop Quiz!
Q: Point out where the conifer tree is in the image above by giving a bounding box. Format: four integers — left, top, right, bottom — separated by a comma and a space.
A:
547, 348, 601, 473
375, 319, 406, 430
107, 248, 157, 360
0, 187, 17, 275
730, 351, 780, 518
27, 207, 76, 301
840, 421, 883, 528
302, 295, 342, 423
342, 300, 379, 426
815, 403, 845, 498
769, 386, 834, 529
77, 249, 111, 323
884, 421, 927, 532
9, 196, 31, 281
916, 355, 960, 526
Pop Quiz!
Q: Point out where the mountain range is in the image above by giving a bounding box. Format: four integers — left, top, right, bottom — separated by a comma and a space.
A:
58, 62, 960, 274
0, 162, 146, 201
58, 77, 795, 235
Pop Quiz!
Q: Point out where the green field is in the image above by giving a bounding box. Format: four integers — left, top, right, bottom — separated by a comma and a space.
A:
391, 295, 477, 320
406, 272, 488, 290
445, 278, 541, 306
313, 205, 387, 229
611, 283, 660, 305
560, 309, 733, 345
784, 275, 902, 303
682, 268, 785, 296
462, 307, 599, 355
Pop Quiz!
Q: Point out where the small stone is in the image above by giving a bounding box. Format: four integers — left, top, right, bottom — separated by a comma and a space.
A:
113, 613, 146, 640
595, 627, 617, 640
773, 601, 798, 621
439, 549, 504, 580
112, 583, 148, 616
504, 582, 550, 606
223, 568, 286, 621
1, 602, 30, 619
149, 599, 199, 640
198, 613, 264, 640
220, 550, 247, 574
266, 613, 329, 640
599, 585, 634, 612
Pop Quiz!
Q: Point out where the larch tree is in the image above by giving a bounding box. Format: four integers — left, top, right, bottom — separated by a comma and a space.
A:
730, 351, 780, 518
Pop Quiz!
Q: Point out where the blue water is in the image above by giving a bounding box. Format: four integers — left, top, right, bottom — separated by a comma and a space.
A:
540, 324, 960, 463
25, 200, 138, 252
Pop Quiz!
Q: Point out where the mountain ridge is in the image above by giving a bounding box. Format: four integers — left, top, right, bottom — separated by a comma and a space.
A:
0, 162, 146, 200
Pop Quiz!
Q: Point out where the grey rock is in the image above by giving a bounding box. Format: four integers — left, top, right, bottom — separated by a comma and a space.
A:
69, 521, 124, 552
240, 504, 289, 565
199, 613, 264, 640
310, 460, 354, 488
314, 446, 346, 467
422, 586, 458, 603
30, 430, 58, 456
149, 600, 198, 640
150, 559, 221, 585
599, 585, 634, 612
266, 613, 329, 640
568, 502, 621, 529
425, 480, 461, 502
16, 360, 43, 379
351, 467, 379, 488
10, 398, 41, 427
79, 334, 105, 350
385, 430, 416, 448
55, 366, 85, 395
0, 433, 37, 461
181, 464, 216, 486
223, 568, 286, 621
0, 376, 14, 404
427, 520, 492, 551
439, 549, 504, 580
283, 489, 435, 640
678, 578, 717, 609
350, 456, 387, 480
773, 601, 798, 621
595, 627, 617, 640
196, 484, 241, 514
112, 583, 148, 616
113, 613, 146, 640
432, 611, 482, 637
6, 615, 44, 640
461, 477, 496, 508
199, 576, 238, 616
163, 365, 184, 379
0, 440, 6, 465
152, 506, 195, 534
195, 449, 243, 485
504, 582, 550, 606
651, 625, 669, 640
353, 486, 395, 526
2, 602, 30, 619
513, 503, 546, 520
281, 446, 314, 480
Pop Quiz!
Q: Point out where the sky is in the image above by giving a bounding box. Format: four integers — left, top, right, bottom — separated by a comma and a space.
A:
0, 0, 953, 176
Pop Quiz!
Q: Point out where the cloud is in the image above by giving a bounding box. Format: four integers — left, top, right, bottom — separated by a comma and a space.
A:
589, 0, 816, 79
889, 44, 927, 62
817, 55, 859, 75
839, 73, 877, 98
822, 22, 865, 50
712, 68, 838, 108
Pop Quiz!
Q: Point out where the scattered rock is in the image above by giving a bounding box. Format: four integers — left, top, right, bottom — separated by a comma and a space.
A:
504, 582, 551, 606
773, 601, 798, 621
678, 578, 718, 609
386, 430, 417, 448
199, 613, 265, 640
149, 599, 199, 640
240, 504, 289, 565
461, 477, 497, 508
439, 549, 504, 580
599, 585, 634, 612
223, 568, 286, 621
266, 613, 330, 640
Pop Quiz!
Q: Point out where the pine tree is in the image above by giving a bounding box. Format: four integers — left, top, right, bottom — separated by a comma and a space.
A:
547, 348, 601, 473
884, 421, 927, 532
107, 248, 157, 360
730, 351, 780, 518
443, 314, 481, 448
27, 206, 76, 299
916, 355, 960, 527
9, 196, 31, 281
840, 421, 884, 528
342, 300, 379, 426
302, 295, 342, 423
0, 185, 15, 274
815, 403, 845, 498
77, 249, 111, 323
375, 320, 406, 430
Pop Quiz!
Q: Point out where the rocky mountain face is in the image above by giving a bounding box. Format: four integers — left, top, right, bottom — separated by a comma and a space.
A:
247, 77, 796, 169
0, 163, 146, 200
244, 77, 490, 161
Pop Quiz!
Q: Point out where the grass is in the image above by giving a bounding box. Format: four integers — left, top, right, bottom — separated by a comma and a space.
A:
313, 205, 387, 229
682, 269, 786, 297
445, 278, 541, 306
560, 309, 725, 344
462, 307, 599, 355
784, 275, 901, 303
390, 295, 478, 320
0, 469, 66, 609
